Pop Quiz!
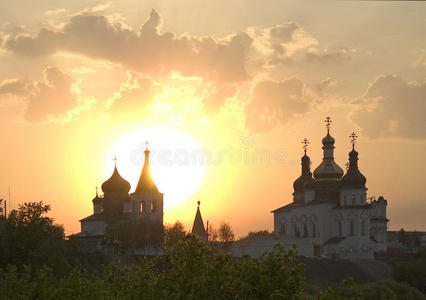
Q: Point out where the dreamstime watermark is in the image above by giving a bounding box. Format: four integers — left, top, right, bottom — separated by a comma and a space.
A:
128, 136, 296, 167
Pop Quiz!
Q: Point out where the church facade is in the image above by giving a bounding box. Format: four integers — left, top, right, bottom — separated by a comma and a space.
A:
272, 118, 388, 259
232, 118, 388, 260
71, 145, 164, 255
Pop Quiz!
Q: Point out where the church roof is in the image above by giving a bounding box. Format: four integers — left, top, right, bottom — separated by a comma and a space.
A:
191, 202, 207, 239
101, 165, 131, 194
134, 145, 159, 194
313, 118, 344, 182
341, 150, 366, 188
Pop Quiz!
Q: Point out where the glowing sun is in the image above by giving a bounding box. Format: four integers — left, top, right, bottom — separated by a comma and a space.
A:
105, 127, 205, 208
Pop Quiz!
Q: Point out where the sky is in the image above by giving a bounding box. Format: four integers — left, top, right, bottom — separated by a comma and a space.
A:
0, 0, 425, 237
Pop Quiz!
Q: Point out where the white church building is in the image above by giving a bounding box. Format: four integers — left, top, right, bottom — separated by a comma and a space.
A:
232, 117, 388, 260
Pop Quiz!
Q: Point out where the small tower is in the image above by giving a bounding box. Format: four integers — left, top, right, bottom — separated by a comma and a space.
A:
191, 201, 208, 242
293, 138, 315, 203
131, 141, 164, 224
340, 132, 367, 206
92, 187, 102, 215
313, 117, 344, 203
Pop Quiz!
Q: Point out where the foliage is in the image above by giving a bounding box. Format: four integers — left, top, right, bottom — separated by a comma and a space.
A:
240, 230, 274, 241
217, 222, 235, 243
0, 235, 307, 299
207, 222, 218, 242
317, 278, 425, 300
394, 247, 426, 294
163, 221, 187, 248
0, 201, 69, 274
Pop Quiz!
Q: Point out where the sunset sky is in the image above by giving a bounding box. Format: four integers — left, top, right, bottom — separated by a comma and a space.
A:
0, 0, 425, 237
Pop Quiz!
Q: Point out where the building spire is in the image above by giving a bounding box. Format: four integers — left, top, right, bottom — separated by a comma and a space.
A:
135, 141, 159, 194
113, 156, 117, 168
191, 201, 208, 242
96, 186, 98, 197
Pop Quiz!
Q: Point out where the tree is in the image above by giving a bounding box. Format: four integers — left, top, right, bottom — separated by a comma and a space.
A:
164, 221, 187, 248
207, 222, 218, 242
218, 222, 235, 243
0, 201, 69, 274
398, 228, 407, 245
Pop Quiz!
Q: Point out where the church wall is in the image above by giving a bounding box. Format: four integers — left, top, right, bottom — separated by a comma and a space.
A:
340, 188, 367, 206
81, 220, 107, 236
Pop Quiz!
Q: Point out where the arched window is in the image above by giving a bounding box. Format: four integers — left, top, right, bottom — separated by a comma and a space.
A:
361, 220, 367, 236
303, 224, 308, 238
350, 220, 355, 235
312, 223, 316, 238
151, 201, 155, 212
338, 222, 342, 236
140, 201, 145, 213
294, 224, 300, 238
280, 224, 286, 235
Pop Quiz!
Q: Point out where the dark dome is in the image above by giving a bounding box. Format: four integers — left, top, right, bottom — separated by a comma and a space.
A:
322, 133, 335, 146
293, 175, 306, 192
92, 194, 102, 204
341, 150, 366, 188
293, 154, 314, 193
101, 167, 131, 194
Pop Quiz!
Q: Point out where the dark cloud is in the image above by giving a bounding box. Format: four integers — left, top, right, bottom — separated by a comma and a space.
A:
352, 75, 426, 139
245, 78, 311, 133
5, 9, 253, 83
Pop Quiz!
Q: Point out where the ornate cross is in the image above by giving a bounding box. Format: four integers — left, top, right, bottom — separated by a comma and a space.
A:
113, 156, 117, 167
349, 132, 358, 150
302, 138, 309, 155
325, 116, 332, 132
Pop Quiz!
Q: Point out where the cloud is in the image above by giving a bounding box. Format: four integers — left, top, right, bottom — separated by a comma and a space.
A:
24, 67, 81, 123
1, 67, 91, 123
245, 78, 311, 133
202, 84, 237, 112
107, 72, 161, 119
352, 75, 426, 139
0, 79, 30, 96
316, 77, 337, 96
4, 9, 253, 83
304, 48, 351, 63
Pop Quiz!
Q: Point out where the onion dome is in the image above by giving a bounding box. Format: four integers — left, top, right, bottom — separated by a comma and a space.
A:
293, 138, 315, 194
294, 155, 315, 192
101, 165, 131, 194
135, 142, 159, 194
313, 117, 344, 181
341, 132, 366, 188
92, 187, 102, 204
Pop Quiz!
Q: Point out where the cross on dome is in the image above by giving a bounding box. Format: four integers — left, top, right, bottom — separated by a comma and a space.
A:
302, 138, 309, 155
349, 132, 358, 150
113, 156, 117, 167
325, 116, 332, 133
